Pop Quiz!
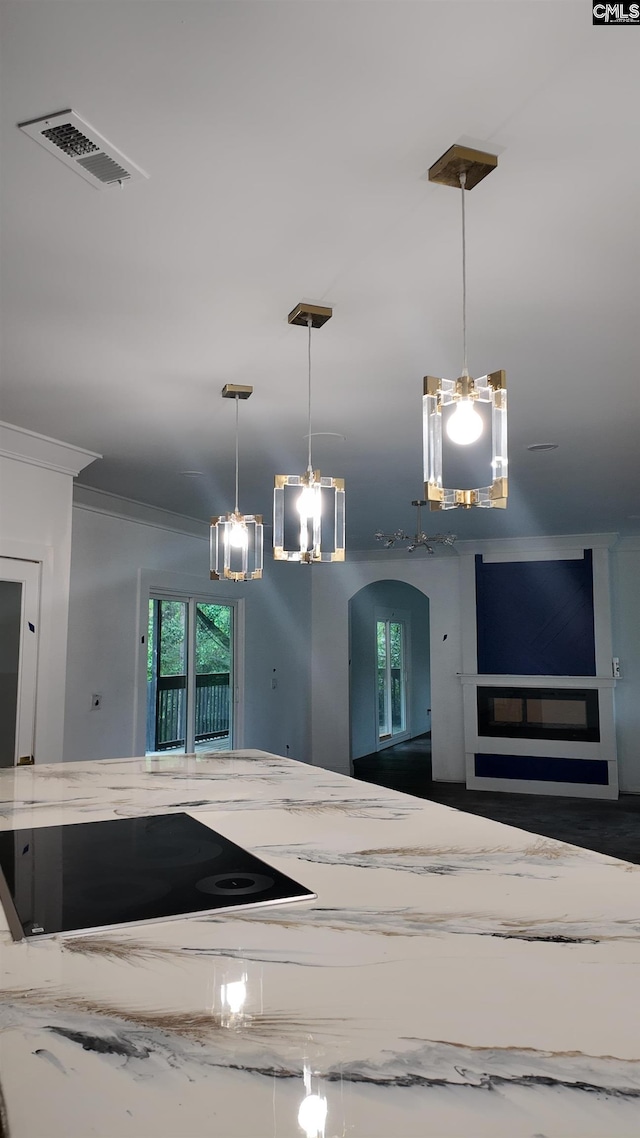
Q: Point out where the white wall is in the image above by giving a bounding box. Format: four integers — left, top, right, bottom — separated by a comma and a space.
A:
611, 538, 640, 792
62, 494, 640, 796
0, 424, 98, 764
64, 491, 311, 763
310, 552, 463, 778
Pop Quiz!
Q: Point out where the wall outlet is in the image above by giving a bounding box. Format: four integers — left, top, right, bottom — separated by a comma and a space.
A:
91, 692, 102, 710
612, 658, 621, 679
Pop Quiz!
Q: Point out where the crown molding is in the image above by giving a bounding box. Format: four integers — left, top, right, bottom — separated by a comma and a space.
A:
455, 533, 619, 559
73, 484, 208, 539
0, 421, 100, 477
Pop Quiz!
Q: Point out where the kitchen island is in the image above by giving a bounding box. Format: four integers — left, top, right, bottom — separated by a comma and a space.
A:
0, 750, 639, 1138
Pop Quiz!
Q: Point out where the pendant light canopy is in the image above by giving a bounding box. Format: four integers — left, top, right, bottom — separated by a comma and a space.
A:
273, 303, 345, 563
423, 144, 508, 510
210, 384, 263, 581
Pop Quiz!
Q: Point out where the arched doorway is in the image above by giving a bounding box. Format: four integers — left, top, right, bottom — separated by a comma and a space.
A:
349, 580, 430, 761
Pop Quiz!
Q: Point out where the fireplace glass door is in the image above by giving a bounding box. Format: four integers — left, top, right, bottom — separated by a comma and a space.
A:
477, 686, 600, 742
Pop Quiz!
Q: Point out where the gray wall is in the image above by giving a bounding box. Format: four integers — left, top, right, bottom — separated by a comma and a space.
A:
349, 578, 430, 760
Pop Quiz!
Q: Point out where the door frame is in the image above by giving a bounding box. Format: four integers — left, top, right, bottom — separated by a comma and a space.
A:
0, 556, 41, 766
134, 570, 245, 757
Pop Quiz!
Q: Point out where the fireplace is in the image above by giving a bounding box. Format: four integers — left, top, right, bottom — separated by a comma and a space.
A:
477, 686, 600, 743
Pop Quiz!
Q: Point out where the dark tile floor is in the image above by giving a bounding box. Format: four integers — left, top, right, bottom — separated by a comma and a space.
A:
353, 734, 640, 865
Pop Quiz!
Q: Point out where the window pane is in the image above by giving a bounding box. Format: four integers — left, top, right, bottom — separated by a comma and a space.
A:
377, 621, 388, 736
154, 600, 187, 752
390, 623, 404, 732
196, 604, 231, 674
196, 604, 232, 748
159, 601, 187, 676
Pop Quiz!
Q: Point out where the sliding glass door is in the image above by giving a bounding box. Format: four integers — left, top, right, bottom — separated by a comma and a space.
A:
376, 610, 409, 748
146, 597, 234, 755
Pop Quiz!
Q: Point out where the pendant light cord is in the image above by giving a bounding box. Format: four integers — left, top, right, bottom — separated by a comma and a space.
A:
460, 169, 468, 376
234, 393, 240, 513
306, 315, 313, 476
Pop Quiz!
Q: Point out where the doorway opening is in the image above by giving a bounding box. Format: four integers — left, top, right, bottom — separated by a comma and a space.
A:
146, 597, 235, 755
0, 557, 40, 767
349, 580, 430, 763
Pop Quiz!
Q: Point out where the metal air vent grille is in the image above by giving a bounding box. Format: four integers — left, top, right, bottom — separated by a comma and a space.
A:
42, 123, 99, 157
18, 109, 148, 189
77, 153, 130, 184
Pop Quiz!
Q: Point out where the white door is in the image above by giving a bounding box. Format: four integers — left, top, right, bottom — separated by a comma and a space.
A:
0, 558, 40, 767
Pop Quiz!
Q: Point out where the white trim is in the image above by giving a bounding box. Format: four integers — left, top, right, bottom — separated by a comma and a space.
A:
0, 558, 41, 765
0, 421, 100, 476
480, 549, 587, 563
466, 771, 619, 800
592, 545, 614, 674
459, 674, 616, 688
455, 533, 617, 556
73, 485, 207, 539
185, 600, 197, 754
346, 547, 460, 563
459, 552, 478, 675
614, 535, 640, 552
0, 539, 61, 765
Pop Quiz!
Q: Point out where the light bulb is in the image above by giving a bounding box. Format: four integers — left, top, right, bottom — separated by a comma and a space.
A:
229, 519, 248, 549
297, 1093, 327, 1138
297, 485, 320, 521
221, 976, 247, 1015
446, 399, 483, 446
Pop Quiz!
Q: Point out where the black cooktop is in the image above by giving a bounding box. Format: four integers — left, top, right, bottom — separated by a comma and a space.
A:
0, 813, 316, 941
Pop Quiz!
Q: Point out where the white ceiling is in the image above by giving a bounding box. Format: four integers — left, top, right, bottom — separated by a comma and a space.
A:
1, 1, 639, 547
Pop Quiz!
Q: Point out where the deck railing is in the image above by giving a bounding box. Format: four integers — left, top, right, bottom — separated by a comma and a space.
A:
146, 673, 231, 751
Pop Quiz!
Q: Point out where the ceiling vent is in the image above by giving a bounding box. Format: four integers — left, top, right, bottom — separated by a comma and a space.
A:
18, 109, 148, 189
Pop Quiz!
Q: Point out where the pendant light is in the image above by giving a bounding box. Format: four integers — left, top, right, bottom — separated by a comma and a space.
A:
210, 384, 263, 581
423, 144, 508, 509
375, 500, 456, 553
273, 303, 345, 563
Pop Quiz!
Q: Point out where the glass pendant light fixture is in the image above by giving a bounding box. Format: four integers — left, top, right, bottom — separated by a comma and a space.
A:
274, 302, 345, 563
423, 144, 508, 509
210, 384, 263, 581
375, 499, 456, 553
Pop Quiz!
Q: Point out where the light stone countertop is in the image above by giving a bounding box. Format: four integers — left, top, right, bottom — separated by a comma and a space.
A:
0, 750, 639, 1138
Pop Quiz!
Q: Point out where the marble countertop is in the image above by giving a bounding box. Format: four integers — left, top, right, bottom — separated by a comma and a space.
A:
1, 750, 639, 1138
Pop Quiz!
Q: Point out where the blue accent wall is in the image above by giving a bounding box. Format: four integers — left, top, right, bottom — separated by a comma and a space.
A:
475, 551, 596, 676
475, 753, 609, 786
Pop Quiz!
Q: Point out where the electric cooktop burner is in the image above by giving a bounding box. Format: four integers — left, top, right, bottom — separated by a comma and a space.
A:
0, 813, 316, 941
